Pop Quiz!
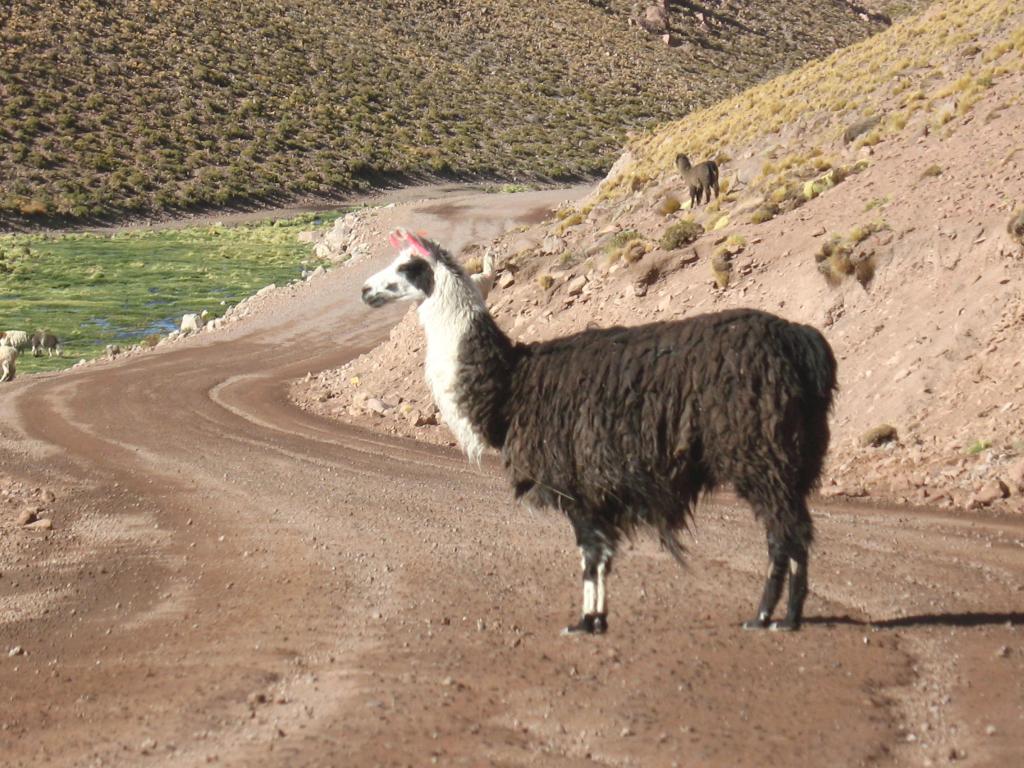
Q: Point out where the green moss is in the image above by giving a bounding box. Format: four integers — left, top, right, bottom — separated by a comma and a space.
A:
1, 212, 339, 373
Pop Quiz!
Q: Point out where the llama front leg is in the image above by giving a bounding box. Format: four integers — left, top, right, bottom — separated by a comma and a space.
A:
771, 546, 808, 632
563, 546, 611, 635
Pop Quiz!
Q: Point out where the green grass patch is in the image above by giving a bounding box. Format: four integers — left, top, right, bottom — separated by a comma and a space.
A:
1, 213, 339, 373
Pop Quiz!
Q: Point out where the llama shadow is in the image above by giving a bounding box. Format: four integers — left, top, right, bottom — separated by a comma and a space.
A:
806, 612, 1024, 629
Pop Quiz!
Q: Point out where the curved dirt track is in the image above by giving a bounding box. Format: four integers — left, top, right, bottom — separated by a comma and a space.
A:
1, 188, 1022, 768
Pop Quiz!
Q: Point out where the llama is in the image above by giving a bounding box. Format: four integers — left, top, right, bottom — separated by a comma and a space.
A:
1, 330, 31, 352
0, 346, 16, 382
675, 153, 720, 208
30, 331, 62, 357
362, 229, 837, 635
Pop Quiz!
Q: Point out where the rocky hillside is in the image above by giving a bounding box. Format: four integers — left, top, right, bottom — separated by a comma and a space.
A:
294, 0, 1024, 515
0, 0, 905, 227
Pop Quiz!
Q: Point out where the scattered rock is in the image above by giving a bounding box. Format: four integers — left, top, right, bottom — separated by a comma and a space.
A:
566, 275, 588, 296
8, 646, 25, 657
180, 313, 204, 334
638, 5, 670, 34
821, 484, 868, 498
498, 271, 516, 289
16, 508, 38, 526
1007, 459, 1024, 494
296, 230, 322, 244
970, 478, 1010, 507
26, 518, 53, 531
541, 235, 566, 255
407, 409, 438, 427
364, 397, 388, 416
860, 424, 898, 447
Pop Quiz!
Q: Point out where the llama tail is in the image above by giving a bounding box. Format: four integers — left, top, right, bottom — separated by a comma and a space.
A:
788, 322, 838, 493
798, 324, 838, 410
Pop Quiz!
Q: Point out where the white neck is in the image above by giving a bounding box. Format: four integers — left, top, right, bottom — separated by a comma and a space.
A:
418, 266, 489, 462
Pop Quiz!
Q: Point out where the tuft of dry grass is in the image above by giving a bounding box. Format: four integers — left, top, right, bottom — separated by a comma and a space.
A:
656, 195, 681, 216
660, 219, 704, 250
1007, 208, 1024, 246
860, 424, 898, 447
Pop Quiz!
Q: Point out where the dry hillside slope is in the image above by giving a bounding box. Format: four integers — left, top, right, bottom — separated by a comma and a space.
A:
295, 0, 1024, 515
0, 0, 906, 226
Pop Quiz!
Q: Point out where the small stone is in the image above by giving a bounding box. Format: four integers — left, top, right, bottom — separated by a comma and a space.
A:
498, 271, 515, 289
620, 726, 634, 737
8, 646, 24, 657
566, 275, 588, 296
985, 724, 997, 736
364, 397, 388, 416
247, 692, 268, 707
541, 234, 566, 255
971, 478, 1010, 508
26, 518, 53, 531
995, 645, 1010, 658
16, 509, 38, 526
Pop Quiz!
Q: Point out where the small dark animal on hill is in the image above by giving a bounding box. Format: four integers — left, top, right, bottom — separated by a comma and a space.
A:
675, 153, 720, 208
362, 230, 837, 636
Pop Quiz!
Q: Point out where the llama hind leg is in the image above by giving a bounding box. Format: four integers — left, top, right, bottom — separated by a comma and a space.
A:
563, 545, 612, 636
742, 534, 788, 630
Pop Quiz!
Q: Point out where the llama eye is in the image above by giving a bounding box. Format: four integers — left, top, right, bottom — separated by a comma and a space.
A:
396, 257, 435, 296
386, 283, 398, 291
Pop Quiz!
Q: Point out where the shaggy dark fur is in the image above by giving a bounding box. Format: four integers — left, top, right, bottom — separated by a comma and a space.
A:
675, 153, 720, 208
456, 306, 836, 633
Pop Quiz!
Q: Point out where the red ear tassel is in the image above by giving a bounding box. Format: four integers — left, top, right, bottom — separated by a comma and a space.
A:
405, 231, 432, 258
388, 229, 405, 249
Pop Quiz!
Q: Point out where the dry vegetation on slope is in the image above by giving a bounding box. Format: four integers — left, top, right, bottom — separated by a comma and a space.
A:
295, 0, 1024, 514
0, 0, 895, 227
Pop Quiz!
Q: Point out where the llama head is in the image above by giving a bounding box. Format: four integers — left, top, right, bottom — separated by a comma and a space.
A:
361, 229, 441, 307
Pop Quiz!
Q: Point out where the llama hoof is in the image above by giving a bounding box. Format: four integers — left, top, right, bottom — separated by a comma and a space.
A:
768, 620, 799, 632
562, 614, 607, 636
741, 618, 770, 630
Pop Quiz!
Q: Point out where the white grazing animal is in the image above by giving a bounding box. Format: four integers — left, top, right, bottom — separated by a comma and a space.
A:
0, 346, 16, 382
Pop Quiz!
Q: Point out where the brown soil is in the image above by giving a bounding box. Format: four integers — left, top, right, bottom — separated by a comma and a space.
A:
2, 188, 1022, 767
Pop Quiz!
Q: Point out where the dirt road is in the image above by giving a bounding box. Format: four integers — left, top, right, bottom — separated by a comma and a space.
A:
1, 188, 1021, 768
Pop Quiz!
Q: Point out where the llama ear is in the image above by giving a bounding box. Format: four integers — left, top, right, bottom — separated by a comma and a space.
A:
404, 231, 435, 261
388, 228, 435, 261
